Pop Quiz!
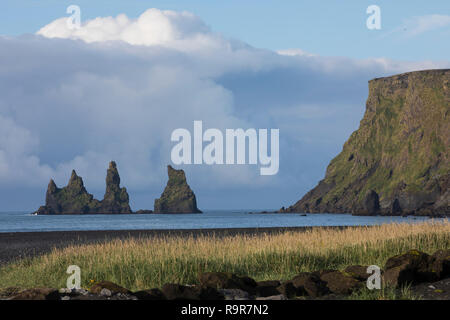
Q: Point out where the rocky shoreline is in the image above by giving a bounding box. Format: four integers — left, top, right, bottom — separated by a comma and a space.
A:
2, 249, 449, 300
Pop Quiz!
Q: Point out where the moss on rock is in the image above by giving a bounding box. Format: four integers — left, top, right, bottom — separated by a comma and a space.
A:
282, 69, 449, 216
154, 165, 202, 213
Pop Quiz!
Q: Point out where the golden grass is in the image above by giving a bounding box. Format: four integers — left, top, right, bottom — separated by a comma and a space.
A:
0, 221, 449, 291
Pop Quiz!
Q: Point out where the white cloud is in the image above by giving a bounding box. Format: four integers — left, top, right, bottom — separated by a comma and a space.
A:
0, 115, 53, 185
406, 14, 450, 36
0, 8, 448, 209
37, 8, 230, 53
276, 49, 316, 57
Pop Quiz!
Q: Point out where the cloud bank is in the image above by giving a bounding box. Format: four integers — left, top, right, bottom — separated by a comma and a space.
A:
1, 9, 449, 210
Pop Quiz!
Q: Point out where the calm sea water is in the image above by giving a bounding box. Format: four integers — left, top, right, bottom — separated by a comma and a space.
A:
0, 210, 445, 233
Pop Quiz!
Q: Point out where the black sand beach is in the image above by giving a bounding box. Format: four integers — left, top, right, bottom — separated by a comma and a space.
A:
0, 226, 352, 266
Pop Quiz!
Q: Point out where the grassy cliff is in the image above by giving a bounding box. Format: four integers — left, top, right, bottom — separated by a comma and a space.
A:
283, 69, 449, 215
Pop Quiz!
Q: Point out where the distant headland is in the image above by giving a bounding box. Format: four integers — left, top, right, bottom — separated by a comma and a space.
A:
279, 69, 449, 217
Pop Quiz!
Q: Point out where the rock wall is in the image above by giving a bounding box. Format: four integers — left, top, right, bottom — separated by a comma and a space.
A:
281, 69, 449, 216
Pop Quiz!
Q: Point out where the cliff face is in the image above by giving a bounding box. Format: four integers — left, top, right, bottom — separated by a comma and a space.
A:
282, 69, 449, 216
154, 165, 202, 213
36, 161, 131, 214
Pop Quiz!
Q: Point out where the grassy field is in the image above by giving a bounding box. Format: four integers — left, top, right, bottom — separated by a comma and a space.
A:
0, 221, 449, 293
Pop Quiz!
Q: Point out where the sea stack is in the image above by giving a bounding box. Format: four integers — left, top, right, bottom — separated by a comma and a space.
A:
154, 165, 202, 213
98, 161, 132, 214
281, 69, 449, 216
36, 170, 101, 214
35, 161, 132, 214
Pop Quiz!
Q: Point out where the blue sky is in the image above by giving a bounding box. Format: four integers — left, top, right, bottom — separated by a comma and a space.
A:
0, 2, 449, 211
2, 0, 450, 60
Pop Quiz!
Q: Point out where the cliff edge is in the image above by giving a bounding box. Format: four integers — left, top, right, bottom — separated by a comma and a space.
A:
281, 69, 449, 216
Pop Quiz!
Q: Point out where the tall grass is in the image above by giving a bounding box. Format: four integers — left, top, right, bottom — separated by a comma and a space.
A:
0, 221, 449, 291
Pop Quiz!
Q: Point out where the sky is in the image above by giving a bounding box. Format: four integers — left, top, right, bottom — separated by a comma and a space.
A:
2, 0, 450, 60
0, 1, 449, 211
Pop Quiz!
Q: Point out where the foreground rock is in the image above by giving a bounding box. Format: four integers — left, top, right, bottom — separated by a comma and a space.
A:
199, 272, 257, 294
320, 271, 363, 294
9, 288, 60, 300
35, 161, 132, 214
89, 281, 132, 295
162, 283, 224, 300
383, 249, 448, 286
291, 272, 329, 297
154, 165, 202, 213
429, 249, 450, 279
3, 250, 449, 300
408, 277, 450, 300
280, 69, 450, 216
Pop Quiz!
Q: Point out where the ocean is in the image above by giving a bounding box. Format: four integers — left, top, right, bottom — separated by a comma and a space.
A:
0, 210, 444, 233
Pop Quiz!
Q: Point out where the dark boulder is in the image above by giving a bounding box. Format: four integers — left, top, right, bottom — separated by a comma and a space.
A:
383, 249, 437, 286
275, 281, 297, 299
198, 272, 257, 294
428, 249, 450, 279
133, 288, 166, 300
0, 287, 21, 299
255, 281, 281, 297
218, 289, 250, 300
320, 271, 363, 294
256, 280, 281, 287
154, 165, 202, 213
161, 284, 200, 300
291, 272, 329, 297
344, 265, 371, 281
90, 281, 131, 295
197, 286, 225, 300
161, 284, 223, 300
10, 288, 60, 300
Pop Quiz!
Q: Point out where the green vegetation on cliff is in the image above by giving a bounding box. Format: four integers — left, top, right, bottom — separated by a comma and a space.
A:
283, 69, 449, 215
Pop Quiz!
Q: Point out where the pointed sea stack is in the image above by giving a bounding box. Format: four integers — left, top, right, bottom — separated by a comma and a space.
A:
98, 161, 132, 214
281, 69, 449, 216
154, 165, 202, 213
36, 170, 101, 214
35, 161, 132, 214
